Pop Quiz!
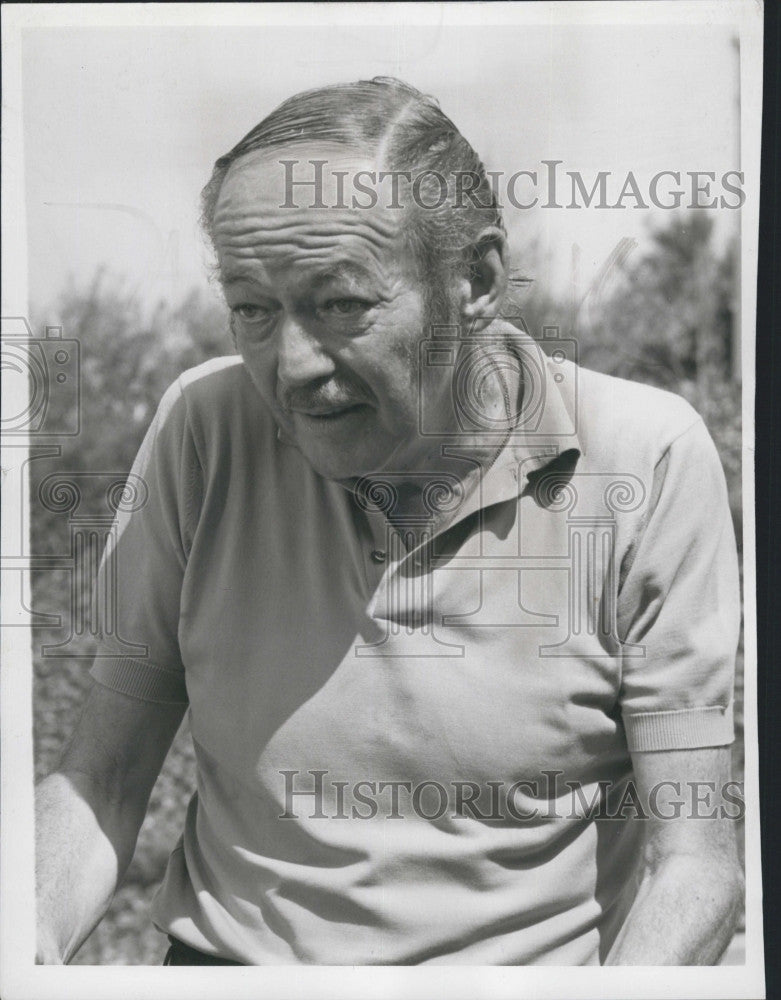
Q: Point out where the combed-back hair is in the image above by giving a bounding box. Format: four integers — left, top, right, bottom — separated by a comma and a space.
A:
200, 77, 505, 299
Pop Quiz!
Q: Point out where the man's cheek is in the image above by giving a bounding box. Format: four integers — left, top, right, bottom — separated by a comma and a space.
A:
239, 353, 279, 405
382, 386, 424, 438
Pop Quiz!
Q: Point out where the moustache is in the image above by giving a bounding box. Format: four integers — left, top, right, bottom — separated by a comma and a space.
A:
278, 378, 369, 414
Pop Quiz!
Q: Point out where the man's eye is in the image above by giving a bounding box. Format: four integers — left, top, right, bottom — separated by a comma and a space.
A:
232, 303, 273, 323
323, 298, 370, 316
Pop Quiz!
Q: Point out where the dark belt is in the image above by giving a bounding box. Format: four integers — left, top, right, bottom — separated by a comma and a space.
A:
163, 935, 244, 966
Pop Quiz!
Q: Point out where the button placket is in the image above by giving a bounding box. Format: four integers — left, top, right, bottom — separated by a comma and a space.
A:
365, 508, 396, 564
352, 475, 471, 633
350, 480, 468, 657
357, 508, 397, 618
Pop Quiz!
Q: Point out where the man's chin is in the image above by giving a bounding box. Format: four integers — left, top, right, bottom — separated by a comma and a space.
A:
285, 410, 384, 480
306, 458, 375, 484
292, 438, 379, 484
300, 445, 414, 486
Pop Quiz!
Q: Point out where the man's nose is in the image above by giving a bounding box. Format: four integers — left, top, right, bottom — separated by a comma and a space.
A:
276, 314, 335, 391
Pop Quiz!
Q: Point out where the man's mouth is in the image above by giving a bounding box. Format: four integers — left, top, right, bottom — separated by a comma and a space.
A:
292, 402, 369, 422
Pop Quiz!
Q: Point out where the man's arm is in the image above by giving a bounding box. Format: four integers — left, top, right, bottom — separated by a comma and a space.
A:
604, 746, 744, 965
35, 682, 186, 964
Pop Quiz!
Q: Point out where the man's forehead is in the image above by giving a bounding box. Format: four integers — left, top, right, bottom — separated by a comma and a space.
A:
217, 144, 375, 209
212, 144, 414, 277
213, 144, 415, 232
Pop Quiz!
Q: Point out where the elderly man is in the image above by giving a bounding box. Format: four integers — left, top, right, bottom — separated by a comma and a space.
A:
35, 78, 742, 966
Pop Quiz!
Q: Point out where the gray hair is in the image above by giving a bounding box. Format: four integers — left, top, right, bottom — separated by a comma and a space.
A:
201, 77, 505, 305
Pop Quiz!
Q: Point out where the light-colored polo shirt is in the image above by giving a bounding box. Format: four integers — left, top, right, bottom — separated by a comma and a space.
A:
90, 326, 739, 965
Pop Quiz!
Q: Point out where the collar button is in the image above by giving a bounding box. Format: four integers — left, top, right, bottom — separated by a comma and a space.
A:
370, 549, 386, 564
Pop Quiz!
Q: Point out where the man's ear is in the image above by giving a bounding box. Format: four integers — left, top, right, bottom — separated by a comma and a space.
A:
460, 227, 507, 331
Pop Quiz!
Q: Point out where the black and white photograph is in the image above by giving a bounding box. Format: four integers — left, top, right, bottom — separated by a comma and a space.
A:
0, 2, 766, 997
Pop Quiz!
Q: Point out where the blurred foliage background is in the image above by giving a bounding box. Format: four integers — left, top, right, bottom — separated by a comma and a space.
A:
30, 213, 744, 964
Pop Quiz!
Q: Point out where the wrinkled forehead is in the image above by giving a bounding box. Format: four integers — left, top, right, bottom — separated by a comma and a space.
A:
212, 145, 414, 275
217, 144, 382, 209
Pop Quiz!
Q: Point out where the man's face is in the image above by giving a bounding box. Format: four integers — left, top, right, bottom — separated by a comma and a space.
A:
213, 145, 452, 482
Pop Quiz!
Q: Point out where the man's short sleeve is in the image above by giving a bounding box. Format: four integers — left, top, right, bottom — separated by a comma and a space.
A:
617, 417, 740, 752
89, 378, 199, 704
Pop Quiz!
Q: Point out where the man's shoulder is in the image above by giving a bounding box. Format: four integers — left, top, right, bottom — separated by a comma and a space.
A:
155, 355, 246, 412
574, 364, 704, 462
176, 354, 249, 401
169, 355, 269, 424
154, 356, 279, 459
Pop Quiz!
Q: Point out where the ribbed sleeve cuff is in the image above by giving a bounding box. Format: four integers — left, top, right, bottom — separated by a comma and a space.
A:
623, 703, 734, 752
90, 656, 188, 705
